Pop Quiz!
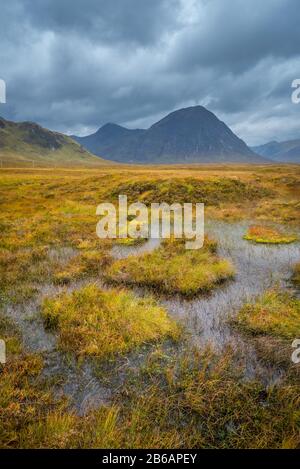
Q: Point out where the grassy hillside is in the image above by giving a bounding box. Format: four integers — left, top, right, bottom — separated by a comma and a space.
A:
0, 117, 108, 167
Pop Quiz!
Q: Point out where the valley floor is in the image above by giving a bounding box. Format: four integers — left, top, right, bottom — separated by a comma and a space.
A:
0, 164, 300, 448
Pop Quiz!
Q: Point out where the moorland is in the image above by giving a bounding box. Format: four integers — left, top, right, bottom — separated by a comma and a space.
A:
0, 163, 300, 448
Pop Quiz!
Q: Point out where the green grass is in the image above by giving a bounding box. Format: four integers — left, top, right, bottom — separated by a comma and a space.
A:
243, 226, 298, 244
108, 177, 273, 206
41, 284, 180, 358
6, 345, 299, 449
293, 262, 300, 287
0, 313, 69, 449
99, 346, 299, 449
53, 249, 111, 285
1, 166, 300, 449
0, 314, 22, 356
234, 290, 300, 340
0, 246, 53, 304
106, 237, 235, 297
114, 236, 147, 246
0, 118, 107, 166
1, 305, 299, 449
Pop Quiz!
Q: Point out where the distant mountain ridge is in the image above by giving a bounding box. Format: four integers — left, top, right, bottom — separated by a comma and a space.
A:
0, 117, 108, 166
252, 140, 300, 163
73, 105, 267, 164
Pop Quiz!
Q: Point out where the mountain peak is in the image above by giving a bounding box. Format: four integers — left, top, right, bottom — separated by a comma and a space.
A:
150, 105, 223, 132
73, 106, 267, 164
252, 139, 300, 163
95, 123, 133, 138
99, 122, 124, 131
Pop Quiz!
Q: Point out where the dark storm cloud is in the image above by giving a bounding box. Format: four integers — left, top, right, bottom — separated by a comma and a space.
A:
0, 0, 300, 144
170, 0, 300, 74
22, 0, 181, 45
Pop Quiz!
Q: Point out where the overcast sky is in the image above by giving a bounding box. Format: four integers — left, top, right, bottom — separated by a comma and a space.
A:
0, 0, 299, 145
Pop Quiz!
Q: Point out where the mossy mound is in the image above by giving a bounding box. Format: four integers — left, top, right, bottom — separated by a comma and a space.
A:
42, 284, 180, 358
243, 226, 298, 244
106, 237, 235, 297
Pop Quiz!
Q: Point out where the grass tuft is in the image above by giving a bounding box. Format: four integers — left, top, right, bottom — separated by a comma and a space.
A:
243, 226, 298, 244
106, 237, 235, 297
53, 249, 111, 285
234, 289, 300, 340
41, 284, 180, 358
292, 262, 300, 287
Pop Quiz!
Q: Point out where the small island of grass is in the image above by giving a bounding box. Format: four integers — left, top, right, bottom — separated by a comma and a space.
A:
106, 237, 235, 297
234, 289, 300, 340
42, 284, 180, 358
243, 226, 298, 244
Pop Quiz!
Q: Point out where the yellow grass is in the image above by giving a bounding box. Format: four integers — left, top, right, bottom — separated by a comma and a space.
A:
106, 237, 235, 296
1, 164, 300, 449
234, 289, 300, 340
42, 284, 180, 358
244, 225, 298, 244
293, 262, 300, 286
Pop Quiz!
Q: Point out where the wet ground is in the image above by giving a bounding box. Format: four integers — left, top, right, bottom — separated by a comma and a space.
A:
113, 220, 300, 384
4, 220, 300, 413
165, 220, 300, 348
